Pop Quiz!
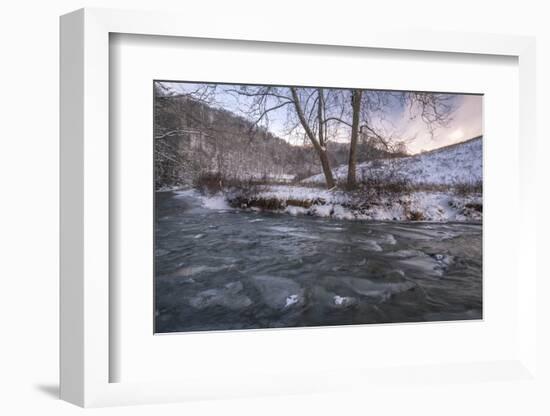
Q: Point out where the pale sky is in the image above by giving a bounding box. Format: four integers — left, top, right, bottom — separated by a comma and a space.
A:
395, 94, 483, 153
158, 81, 482, 155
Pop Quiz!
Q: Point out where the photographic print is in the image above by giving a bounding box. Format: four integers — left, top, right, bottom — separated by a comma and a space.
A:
154, 81, 482, 333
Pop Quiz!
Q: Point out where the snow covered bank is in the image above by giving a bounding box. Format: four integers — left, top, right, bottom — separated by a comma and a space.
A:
167, 137, 483, 222
170, 183, 482, 222
227, 184, 482, 222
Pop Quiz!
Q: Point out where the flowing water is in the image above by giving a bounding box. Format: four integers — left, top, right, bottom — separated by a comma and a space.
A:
155, 190, 482, 333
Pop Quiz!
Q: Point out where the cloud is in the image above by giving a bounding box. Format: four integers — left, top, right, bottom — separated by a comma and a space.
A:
397, 95, 483, 154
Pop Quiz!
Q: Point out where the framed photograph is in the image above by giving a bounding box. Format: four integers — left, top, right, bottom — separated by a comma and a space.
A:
60, 8, 538, 408
152, 80, 484, 334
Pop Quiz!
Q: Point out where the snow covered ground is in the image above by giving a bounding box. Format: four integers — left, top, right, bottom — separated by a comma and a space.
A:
167, 137, 482, 222
226, 137, 483, 222
304, 136, 482, 186
228, 185, 482, 221
168, 184, 481, 221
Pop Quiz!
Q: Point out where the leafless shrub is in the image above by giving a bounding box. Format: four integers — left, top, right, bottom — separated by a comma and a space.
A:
453, 181, 483, 196
464, 202, 483, 213
197, 172, 308, 198
359, 176, 411, 196
408, 211, 425, 221
358, 157, 407, 189
194, 172, 225, 193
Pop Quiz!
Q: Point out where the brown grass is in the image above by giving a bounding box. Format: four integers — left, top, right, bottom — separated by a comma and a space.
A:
407, 211, 425, 221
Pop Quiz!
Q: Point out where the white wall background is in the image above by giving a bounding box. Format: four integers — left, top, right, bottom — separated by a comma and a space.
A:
0, 1, 548, 414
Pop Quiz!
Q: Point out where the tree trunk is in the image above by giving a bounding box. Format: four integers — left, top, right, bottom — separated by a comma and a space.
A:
317, 88, 325, 147
347, 89, 362, 188
290, 87, 336, 189
318, 148, 335, 189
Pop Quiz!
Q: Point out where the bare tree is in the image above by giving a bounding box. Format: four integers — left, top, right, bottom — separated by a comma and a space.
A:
155, 81, 456, 191
316, 89, 391, 187
155, 82, 323, 189
347, 89, 362, 188
402, 92, 455, 137
345, 91, 455, 187
290, 87, 336, 188
229, 86, 337, 189
316, 89, 455, 187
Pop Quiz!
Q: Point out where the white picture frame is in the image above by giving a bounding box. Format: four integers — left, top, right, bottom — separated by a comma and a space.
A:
60, 7, 538, 407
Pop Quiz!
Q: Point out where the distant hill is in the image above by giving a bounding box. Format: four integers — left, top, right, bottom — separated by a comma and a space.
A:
304, 136, 482, 186
154, 91, 403, 189
155, 92, 313, 188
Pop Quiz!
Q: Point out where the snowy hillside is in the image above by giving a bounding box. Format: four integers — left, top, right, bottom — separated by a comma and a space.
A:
304, 136, 482, 186
183, 136, 484, 222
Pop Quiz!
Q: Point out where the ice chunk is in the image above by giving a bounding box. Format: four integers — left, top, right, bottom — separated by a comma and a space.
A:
320, 226, 344, 231
386, 250, 452, 276
434, 253, 454, 266
172, 264, 233, 277
189, 281, 252, 310
311, 286, 357, 309
333, 295, 357, 308
356, 258, 367, 266
379, 233, 397, 245
340, 277, 416, 302
285, 294, 300, 308
252, 275, 304, 309
268, 226, 300, 233
362, 240, 383, 252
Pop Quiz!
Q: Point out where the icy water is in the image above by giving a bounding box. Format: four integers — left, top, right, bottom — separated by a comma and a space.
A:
155, 191, 482, 333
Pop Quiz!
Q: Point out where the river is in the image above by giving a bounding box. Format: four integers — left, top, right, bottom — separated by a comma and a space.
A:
155, 190, 482, 333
